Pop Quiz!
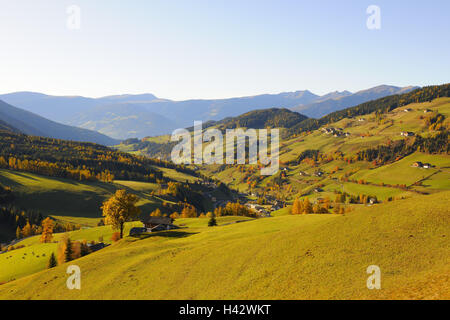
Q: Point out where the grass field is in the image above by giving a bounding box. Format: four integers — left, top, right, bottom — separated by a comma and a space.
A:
351, 153, 450, 187
323, 182, 412, 200
1, 191, 448, 299
0, 169, 168, 223
0, 216, 252, 283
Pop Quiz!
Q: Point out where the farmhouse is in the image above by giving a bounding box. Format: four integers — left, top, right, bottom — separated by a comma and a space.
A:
411, 162, 433, 169
314, 171, 324, 177
87, 242, 107, 252
141, 216, 179, 232
400, 131, 415, 137
411, 161, 423, 168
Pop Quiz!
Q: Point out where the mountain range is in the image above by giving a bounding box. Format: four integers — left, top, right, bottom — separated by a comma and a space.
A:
0, 100, 118, 145
292, 85, 418, 118
0, 85, 417, 140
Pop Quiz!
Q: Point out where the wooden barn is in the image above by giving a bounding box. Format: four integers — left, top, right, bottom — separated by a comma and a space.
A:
141, 216, 179, 232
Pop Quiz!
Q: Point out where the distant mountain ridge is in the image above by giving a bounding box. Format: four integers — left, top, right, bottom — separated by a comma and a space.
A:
0, 100, 119, 145
0, 119, 20, 133
293, 85, 418, 118
0, 85, 417, 140
70, 103, 179, 140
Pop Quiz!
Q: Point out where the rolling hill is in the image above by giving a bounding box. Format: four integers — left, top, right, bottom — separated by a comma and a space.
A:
0, 100, 118, 145
0, 191, 448, 299
188, 108, 308, 131
114, 108, 309, 160
0, 119, 20, 133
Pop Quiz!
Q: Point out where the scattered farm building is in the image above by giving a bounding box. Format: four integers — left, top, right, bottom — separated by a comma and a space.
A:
141, 216, 179, 233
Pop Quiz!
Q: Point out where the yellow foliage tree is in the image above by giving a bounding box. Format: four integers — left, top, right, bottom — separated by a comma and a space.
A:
150, 208, 162, 217
101, 189, 141, 239
21, 221, 32, 238
40, 217, 54, 243
170, 212, 180, 219
291, 198, 302, 215
181, 204, 197, 218
302, 198, 313, 214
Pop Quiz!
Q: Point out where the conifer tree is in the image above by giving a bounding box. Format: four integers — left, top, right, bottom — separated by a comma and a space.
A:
47, 252, 57, 268
208, 213, 217, 227
64, 238, 73, 262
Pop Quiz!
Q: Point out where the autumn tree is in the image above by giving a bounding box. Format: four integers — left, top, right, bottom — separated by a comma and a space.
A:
40, 217, 54, 243
16, 226, 22, 239
102, 189, 141, 239
170, 212, 180, 219
181, 204, 197, 218
302, 198, 313, 214
333, 204, 341, 215
21, 221, 32, 238
111, 232, 121, 242
291, 198, 302, 215
150, 208, 162, 217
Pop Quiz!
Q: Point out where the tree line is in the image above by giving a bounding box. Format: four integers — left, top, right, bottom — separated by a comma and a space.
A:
0, 130, 200, 183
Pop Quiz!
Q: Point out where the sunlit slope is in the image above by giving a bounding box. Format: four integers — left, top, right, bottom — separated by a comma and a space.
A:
280, 97, 450, 163
0, 169, 161, 224
0, 216, 251, 283
1, 191, 448, 299
200, 98, 450, 200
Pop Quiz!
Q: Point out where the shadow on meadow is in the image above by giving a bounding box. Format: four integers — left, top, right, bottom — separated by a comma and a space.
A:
128, 230, 197, 241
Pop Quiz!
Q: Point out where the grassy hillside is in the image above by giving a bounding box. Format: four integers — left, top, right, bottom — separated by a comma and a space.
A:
0, 169, 160, 224
0, 216, 252, 283
0, 191, 448, 299
200, 98, 449, 202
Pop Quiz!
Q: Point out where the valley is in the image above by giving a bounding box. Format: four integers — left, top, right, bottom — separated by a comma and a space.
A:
0, 84, 449, 299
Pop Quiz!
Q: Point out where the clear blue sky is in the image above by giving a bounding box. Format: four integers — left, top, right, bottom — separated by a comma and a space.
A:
0, 0, 449, 100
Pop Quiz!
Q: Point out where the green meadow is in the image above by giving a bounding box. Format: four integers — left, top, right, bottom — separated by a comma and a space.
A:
0, 216, 252, 283
0, 191, 448, 299
0, 169, 166, 224
352, 153, 450, 187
